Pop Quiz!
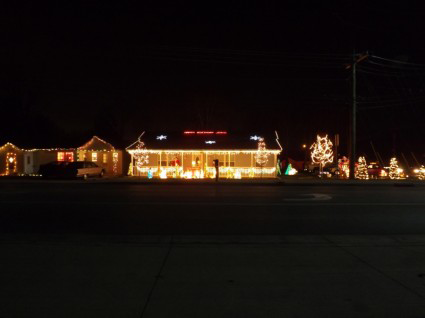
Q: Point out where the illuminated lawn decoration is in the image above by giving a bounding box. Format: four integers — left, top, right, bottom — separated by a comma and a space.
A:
389, 157, 402, 179
338, 156, 350, 179
159, 168, 167, 179
285, 163, 298, 176
355, 156, 369, 180
417, 166, 425, 180
310, 135, 333, 173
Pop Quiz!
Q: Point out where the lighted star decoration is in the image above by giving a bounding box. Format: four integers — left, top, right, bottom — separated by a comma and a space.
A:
205, 140, 216, 144
310, 135, 333, 169
156, 135, 167, 140
250, 135, 261, 141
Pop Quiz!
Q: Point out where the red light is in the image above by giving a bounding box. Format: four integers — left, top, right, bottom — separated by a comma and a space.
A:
196, 131, 214, 135
184, 131, 228, 135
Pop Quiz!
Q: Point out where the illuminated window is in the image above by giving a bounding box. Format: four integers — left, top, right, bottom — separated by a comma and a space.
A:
57, 152, 65, 161
92, 152, 97, 162
103, 153, 108, 163
65, 152, 74, 162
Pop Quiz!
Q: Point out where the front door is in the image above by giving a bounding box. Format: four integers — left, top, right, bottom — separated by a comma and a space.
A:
6, 153, 17, 175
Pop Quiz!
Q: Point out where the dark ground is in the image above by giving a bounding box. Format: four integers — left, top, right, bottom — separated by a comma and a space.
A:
2, 180, 425, 318
1, 180, 424, 235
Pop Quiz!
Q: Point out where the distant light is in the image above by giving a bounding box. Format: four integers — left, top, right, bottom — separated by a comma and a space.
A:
250, 135, 261, 141
156, 135, 167, 140
302, 144, 306, 148
205, 140, 216, 144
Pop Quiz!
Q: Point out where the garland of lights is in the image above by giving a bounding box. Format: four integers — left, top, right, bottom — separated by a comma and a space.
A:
113, 152, 119, 174
355, 156, 369, 180
310, 135, 333, 171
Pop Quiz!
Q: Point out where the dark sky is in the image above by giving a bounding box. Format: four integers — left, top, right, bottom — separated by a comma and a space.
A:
2, 1, 425, 161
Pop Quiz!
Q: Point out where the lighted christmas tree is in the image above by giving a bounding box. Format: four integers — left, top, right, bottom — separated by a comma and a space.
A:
355, 156, 369, 180
255, 137, 269, 177
389, 157, 401, 180
310, 135, 333, 173
133, 139, 149, 171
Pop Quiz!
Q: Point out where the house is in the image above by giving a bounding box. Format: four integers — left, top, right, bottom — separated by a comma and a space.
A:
0, 143, 24, 175
76, 136, 123, 176
24, 147, 75, 175
23, 136, 123, 176
126, 131, 282, 178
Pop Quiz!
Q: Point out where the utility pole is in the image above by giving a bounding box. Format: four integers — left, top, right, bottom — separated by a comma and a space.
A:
348, 52, 368, 179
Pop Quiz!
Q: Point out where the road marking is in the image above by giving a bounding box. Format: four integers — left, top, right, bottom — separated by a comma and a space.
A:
283, 193, 332, 201
2, 201, 425, 207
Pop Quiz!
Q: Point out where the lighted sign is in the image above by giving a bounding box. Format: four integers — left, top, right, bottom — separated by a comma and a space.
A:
205, 141, 216, 144
250, 135, 261, 141
156, 135, 167, 140
184, 131, 227, 135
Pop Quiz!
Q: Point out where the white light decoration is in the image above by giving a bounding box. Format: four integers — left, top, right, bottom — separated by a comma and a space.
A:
389, 157, 402, 180
250, 135, 261, 141
310, 135, 333, 172
205, 141, 216, 144
156, 135, 167, 140
355, 156, 369, 180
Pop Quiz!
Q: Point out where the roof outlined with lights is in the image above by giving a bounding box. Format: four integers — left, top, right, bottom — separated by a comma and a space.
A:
127, 131, 282, 151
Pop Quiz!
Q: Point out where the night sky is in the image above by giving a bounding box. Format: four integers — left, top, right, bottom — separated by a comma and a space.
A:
2, 1, 425, 162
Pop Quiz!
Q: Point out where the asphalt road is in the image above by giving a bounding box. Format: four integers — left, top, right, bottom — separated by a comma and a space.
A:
1, 180, 425, 235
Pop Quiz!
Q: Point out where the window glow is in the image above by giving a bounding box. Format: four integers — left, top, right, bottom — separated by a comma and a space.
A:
92, 152, 97, 161
57, 152, 65, 161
